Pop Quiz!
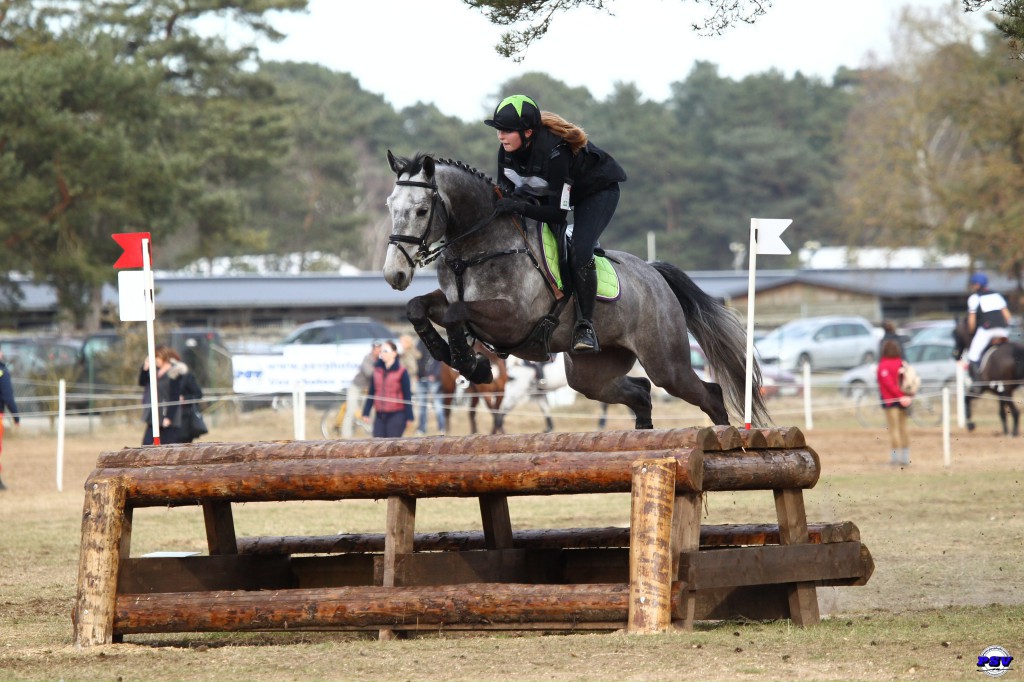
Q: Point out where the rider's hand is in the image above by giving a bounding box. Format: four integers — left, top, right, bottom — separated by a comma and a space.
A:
899, 395, 912, 408
495, 197, 528, 214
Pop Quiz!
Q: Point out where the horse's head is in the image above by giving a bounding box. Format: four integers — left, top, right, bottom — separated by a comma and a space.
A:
384, 151, 450, 291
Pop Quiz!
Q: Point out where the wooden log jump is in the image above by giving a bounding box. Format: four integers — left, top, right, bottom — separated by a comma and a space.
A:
72, 425, 873, 647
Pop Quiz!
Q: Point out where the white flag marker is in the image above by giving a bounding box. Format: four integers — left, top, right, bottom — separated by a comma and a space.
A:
744, 219, 793, 429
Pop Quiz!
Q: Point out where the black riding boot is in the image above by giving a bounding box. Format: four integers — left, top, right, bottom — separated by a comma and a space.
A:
969, 360, 981, 383
571, 264, 600, 354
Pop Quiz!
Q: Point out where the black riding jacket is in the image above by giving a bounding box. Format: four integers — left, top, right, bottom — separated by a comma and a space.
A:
496, 127, 626, 226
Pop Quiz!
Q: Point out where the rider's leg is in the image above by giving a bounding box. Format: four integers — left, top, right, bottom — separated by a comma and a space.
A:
571, 262, 601, 353
568, 185, 619, 354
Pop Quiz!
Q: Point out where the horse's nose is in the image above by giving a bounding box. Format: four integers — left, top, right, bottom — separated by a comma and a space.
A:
390, 270, 408, 290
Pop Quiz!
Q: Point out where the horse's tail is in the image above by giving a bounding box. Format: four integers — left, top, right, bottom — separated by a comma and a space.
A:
650, 261, 772, 427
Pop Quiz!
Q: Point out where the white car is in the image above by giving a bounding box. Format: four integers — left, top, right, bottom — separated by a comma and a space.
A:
755, 315, 879, 372
839, 341, 958, 398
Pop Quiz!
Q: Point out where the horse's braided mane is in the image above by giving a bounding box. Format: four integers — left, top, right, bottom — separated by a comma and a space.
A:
407, 152, 496, 188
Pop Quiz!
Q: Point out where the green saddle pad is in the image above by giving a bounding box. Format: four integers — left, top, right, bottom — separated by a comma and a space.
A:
539, 223, 620, 301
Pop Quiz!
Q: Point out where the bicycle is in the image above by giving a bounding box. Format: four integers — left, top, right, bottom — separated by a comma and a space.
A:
320, 400, 371, 439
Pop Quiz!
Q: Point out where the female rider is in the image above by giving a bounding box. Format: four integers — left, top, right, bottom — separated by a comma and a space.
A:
484, 94, 626, 354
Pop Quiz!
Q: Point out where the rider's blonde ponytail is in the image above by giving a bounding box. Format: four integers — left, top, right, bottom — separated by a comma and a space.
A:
541, 111, 588, 154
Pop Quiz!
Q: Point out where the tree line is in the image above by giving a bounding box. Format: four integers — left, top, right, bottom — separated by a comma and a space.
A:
1, 1, 1021, 332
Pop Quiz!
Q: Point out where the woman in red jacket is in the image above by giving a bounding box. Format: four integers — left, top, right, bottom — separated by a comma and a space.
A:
877, 339, 912, 466
361, 340, 414, 438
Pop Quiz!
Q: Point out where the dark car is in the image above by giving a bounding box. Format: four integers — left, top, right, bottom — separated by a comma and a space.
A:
0, 337, 84, 415
81, 327, 231, 392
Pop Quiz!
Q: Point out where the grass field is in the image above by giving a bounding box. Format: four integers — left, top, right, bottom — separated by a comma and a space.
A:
0, 394, 1022, 681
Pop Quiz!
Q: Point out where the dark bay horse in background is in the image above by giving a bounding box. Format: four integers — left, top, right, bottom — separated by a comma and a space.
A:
953, 318, 1024, 436
383, 152, 770, 430
439, 341, 508, 434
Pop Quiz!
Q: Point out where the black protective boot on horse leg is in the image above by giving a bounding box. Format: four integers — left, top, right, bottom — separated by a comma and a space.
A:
571, 263, 600, 354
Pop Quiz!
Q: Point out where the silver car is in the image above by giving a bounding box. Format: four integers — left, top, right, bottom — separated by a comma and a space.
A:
755, 315, 879, 372
839, 340, 958, 399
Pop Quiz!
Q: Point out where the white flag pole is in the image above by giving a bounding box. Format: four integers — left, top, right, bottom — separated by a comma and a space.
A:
743, 218, 792, 430
142, 238, 160, 445
743, 221, 759, 430
56, 379, 66, 492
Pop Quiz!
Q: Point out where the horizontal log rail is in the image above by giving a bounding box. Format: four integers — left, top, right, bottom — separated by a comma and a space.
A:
113, 582, 688, 634
94, 426, 807, 470
236, 522, 861, 556
88, 448, 703, 507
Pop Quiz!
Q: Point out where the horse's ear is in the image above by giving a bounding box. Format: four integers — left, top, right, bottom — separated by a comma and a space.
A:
387, 149, 402, 176
422, 155, 435, 179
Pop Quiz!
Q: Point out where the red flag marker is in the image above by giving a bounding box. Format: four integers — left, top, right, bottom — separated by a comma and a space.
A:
112, 232, 152, 269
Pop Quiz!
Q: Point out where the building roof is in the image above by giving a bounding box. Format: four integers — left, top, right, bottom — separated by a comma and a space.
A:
8, 267, 1015, 315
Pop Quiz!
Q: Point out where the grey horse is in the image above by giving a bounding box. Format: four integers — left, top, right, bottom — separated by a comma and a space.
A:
384, 151, 770, 429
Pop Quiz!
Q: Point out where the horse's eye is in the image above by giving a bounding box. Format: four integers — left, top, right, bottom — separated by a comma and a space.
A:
416, 208, 428, 217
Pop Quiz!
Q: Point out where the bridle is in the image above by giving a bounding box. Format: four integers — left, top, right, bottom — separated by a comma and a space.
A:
387, 175, 556, 304
387, 179, 450, 269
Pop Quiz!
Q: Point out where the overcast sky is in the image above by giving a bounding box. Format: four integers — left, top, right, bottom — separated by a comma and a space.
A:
230, 0, 986, 122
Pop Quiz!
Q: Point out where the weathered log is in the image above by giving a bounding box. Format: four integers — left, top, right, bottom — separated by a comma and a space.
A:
93, 426, 775, 469
89, 448, 703, 507
703, 448, 820, 491
234, 522, 861, 556
112, 582, 688, 634
73, 478, 128, 648
627, 458, 676, 633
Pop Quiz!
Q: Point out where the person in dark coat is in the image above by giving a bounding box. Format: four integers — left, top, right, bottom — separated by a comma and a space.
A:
138, 346, 183, 445
166, 348, 204, 443
484, 94, 627, 354
361, 340, 414, 438
0, 350, 20, 490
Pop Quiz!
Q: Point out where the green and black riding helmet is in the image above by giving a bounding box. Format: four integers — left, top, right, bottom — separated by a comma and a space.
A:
484, 94, 541, 132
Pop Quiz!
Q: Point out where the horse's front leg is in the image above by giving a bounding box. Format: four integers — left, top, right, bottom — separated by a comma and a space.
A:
446, 323, 494, 385
408, 289, 452, 365
442, 299, 523, 385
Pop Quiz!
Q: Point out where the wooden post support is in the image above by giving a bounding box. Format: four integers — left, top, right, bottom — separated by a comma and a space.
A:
202, 501, 238, 555
671, 491, 702, 630
627, 458, 676, 634
773, 488, 820, 625
380, 495, 416, 641
73, 478, 128, 647
479, 494, 514, 549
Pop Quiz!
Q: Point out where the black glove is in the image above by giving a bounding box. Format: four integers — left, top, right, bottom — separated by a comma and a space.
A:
494, 196, 529, 215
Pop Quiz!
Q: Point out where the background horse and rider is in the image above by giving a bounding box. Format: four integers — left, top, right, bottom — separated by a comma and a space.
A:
383, 151, 770, 430
953, 317, 1024, 436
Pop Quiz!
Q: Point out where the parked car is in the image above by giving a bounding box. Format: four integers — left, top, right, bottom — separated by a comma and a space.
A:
273, 317, 393, 352
754, 316, 879, 372
689, 341, 801, 400
839, 340, 958, 399
901, 319, 955, 345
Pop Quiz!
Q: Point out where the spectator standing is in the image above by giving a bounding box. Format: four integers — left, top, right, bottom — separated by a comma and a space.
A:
342, 341, 380, 438
361, 340, 414, 438
166, 348, 204, 443
0, 350, 21, 490
879, 321, 904, 359
139, 346, 184, 445
877, 339, 911, 466
415, 337, 446, 436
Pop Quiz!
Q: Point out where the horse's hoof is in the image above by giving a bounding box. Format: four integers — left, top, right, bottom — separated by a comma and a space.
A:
967, 422, 976, 432
635, 420, 654, 430
468, 363, 493, 385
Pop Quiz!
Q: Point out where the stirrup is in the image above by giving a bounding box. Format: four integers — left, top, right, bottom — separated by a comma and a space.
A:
571, 321, 600, 354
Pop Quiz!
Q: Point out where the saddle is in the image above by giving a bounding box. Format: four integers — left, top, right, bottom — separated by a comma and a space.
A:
538, 222, 620, 301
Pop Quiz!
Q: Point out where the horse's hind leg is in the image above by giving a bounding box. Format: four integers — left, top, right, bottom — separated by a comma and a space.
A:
566, 352, 654, 429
